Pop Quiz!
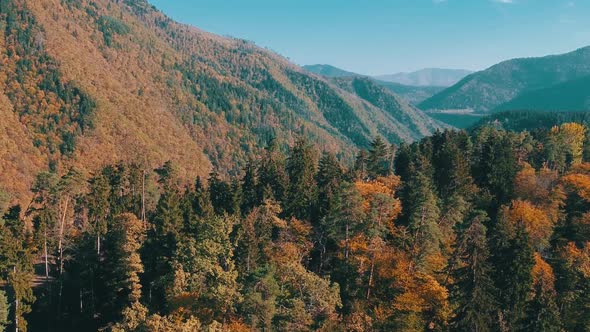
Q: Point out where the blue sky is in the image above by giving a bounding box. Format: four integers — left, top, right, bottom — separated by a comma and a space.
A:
148, 0, 590, 75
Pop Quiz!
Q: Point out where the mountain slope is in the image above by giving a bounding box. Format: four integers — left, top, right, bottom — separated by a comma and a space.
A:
375, 68, 473, 87
420, 46, 590, 112
494, 75, 590, 112
331, 77, 448, 138
303, 64, 444, 104
302, 64, 359, 78
0, 0, 445, 201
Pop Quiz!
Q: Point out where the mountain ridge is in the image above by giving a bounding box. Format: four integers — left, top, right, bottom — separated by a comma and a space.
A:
0, 0, 445, 202
420, 46, 590, 112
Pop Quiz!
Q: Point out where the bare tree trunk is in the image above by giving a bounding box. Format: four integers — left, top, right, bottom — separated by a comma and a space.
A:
44, 229, 49, 281
14, 266, 18, 332
58, 197, 70, 276
345, 223, 350, 260
142, 170, 146, 228
367, 255, 375, 301
97, 233, 100, 256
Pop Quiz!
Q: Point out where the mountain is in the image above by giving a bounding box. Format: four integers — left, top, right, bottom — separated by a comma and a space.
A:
331, 77, 448, 136
303, 64, 444, 104
472, 110, 590, 132
374, 68, 473, 87
0, 0, 445, 201
420, 46, 590, 112
302, 64, 360, 78
374, 81, 445, 105
494, 75, 590, 112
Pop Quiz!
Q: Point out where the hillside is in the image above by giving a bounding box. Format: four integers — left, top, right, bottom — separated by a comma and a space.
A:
472, 110, 590, 132
303, 64, 444, 104
420, 46, 590, 112
494, 75, 590, 112
331, 77, 447, 135
374, 68, 472, 87
302, 64, 359, 77
0, 0, 445, 202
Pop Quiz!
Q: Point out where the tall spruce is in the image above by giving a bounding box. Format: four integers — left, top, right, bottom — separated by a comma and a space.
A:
450, 211, 498, 332
285, 137, 317, 221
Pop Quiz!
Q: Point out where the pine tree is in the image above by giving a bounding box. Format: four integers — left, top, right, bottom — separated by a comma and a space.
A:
87, 173, 111, 255
450, 211, 498, 332
208, 171, 233, 215
490, 217, 534, 330
257, 139, 288, 202
404, 157, 444, 274
103, 213, 146, 319
315, 152, 343, 220
285, 137, 317, 221
0, 290, 8, 330
240, 159, 259, 215
367, 137, 389, 179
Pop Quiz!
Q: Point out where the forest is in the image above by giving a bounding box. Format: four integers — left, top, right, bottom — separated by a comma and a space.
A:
1, 122, 590, 331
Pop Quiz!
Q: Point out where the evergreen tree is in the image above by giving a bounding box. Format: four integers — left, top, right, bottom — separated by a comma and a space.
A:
367, 136, 389, 179
257, 139, 288, 203
490, 218, 534, 330
0, 290, 8, 330
208, 171, 233, 215
240, 159, 259, 215
285, 137, 317, 220
87, 173, 111, 255
315, 152, 343, 220
102, 213, 146, 319
450, 211, 498, 332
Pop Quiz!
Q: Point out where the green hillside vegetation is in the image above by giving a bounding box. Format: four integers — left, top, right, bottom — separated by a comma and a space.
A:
420, 46, 590, 112
494, 75, 590, 112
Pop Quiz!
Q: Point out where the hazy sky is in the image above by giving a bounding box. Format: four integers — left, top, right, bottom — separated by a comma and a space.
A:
148, 0, 590, 75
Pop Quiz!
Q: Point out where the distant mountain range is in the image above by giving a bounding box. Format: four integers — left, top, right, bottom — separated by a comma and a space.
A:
374, 68, 473, 87
301, 64, 359, 78
420, 46, 590, 113
302, 64, 445, 104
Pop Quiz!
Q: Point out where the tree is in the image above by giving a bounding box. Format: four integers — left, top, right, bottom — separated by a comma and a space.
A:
0, 290, 8, 330
240, 159, 258, 215
0, 206, 35, 332
450, 211, 498, 332
87, 173, 111, 255
285, 137, 317, 221
490, 218, 534, 330
404, 158, 445, 274
167, 216, 241, 324
208, 171, 233, 215
257, 139, 288, 203
367, 137, 389, 179
525, 254, 561, 332
103, 213, 146, 318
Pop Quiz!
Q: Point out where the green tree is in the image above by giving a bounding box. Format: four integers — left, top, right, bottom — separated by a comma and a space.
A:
257, 139, 288, 202
490, 217, 534, 330
0, 290, 8, 330
103, 213, 146, 318
367, 136, 389, 179
285, 137, 317, 221
450, 211, 498, 332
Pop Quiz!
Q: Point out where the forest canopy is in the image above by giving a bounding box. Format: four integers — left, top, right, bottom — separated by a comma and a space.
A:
1, 123, 590, 331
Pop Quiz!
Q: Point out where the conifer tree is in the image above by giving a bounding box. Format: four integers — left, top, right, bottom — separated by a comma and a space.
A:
240, 159, 259, 215
490, 217, 534, 330
367, 137, 389, 179
257, 139, 288, 203
103, 213, 146, 318
450, 211, 498, 332
285, 137, 317, 220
